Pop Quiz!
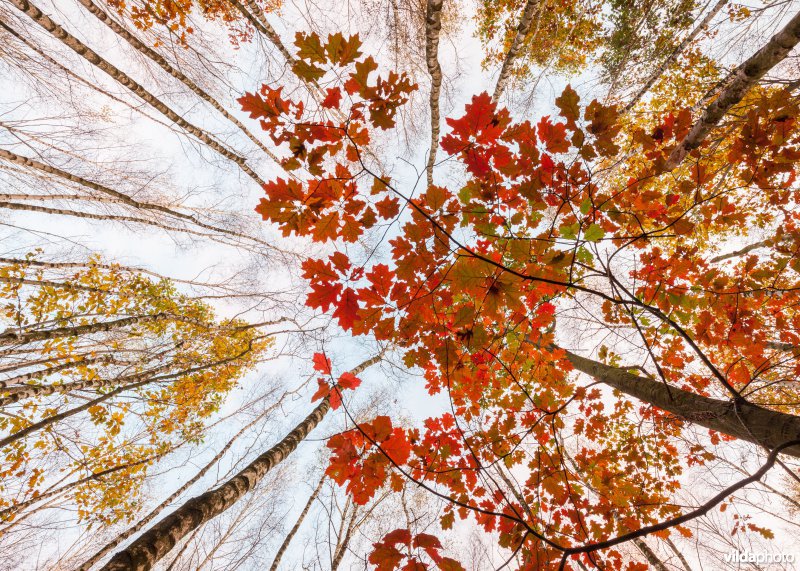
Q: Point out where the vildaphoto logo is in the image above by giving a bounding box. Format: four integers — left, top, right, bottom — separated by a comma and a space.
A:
724, 551, 796, 565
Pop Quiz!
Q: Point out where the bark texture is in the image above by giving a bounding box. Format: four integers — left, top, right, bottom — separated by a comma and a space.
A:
7, 0, 267, 187
565, 350, 800, 458
78, 405, 279, 570
665, 9, 800, 169
492, 0, 539, 102
100, 353, 383, 571
424, 0, 444, 187
0, 314, 169, 346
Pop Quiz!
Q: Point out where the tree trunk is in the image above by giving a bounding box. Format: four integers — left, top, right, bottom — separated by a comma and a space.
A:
7, 0, 268, 187
623, 0, 728, 112
492, 0, 539, 102
267, 473, 325, 571
99, 352, 383, 571
564, 350, 800, 458
0, 347, 258, 448
77, 401, 282, 570
0, 313, 170, 346
74, 0, 282, 167
424, 0, 444, 187
665, 9, 800, 169
0, 148, 275, 250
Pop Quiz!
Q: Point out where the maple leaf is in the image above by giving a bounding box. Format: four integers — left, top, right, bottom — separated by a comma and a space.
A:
312, 352, 332, 375
326, 32, 362, 66
537, 116, 570, 153
311, 378, 330, 402
333, 287, 360, 330
294, 31, 327, 63
338, 371, 361, 390
555, 84, 581, 124
321, 87, 342, 109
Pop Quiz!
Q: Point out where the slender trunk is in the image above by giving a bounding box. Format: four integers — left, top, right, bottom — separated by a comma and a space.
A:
267, 473, 325, 571
0, 149, 273, 248
0, 347, 257, 448
231, 0, 295, 65
330, 507, 358, 571
663, 537, 693, 571
0, 19, 174, 130
424, 0, 444, 187
665, 9, 800, 169
78, 401, 280, 570
0, 361, 172, 407
0, 451, 162, 521
99, 353, 383, 571
0, 275, 110, 293
0, 356, 114, 389
7, 0, 268, 187
0, 200, 240, 244
74, 0, 282, 168
632, 537, 670, 571
0, 377, 154, 449
623, 0, 728, 112
492, 0, 540, 102
0, 313, 170, 346
564, 350, 800, 458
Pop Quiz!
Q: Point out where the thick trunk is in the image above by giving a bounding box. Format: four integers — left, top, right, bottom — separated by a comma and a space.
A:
267, 473, 325, 571
665, 9, 800, 169
7, 0, 267, 187
564, 350, 800, 458
78, 402, 281, 570
424, 0, 444, 187
623, 0, 728, 112
100, 353, 383, 571
492, 0, 539, 102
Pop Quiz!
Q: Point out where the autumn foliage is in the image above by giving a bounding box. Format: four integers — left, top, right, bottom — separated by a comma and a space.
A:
241, 26, 800, 569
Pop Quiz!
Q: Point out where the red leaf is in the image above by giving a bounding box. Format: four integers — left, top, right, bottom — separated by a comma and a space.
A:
412, 533, 442, 550
381, 428, 411, 464
322, 87, 342, 109
383, 528, 412, 546
338, 371, 361, 390
311, 378, 330, 402
313, 352, 332, 375
333, 287, 360, 330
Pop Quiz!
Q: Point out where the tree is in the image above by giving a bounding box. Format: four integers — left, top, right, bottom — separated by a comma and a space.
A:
3, 1, 800, 570
0, 254, 271, 528
234, 16, 800, 570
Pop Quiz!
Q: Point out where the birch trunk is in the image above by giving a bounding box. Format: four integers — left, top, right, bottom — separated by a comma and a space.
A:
492, 0, 539, 102
665, 9, 800, 169
7, 0, 268, 187
564, 350, 800, 458
99, 353, 383, 571
424, 0, 444, 187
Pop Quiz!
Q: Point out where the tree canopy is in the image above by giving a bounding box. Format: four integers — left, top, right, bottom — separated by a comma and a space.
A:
2, 0, 800, 570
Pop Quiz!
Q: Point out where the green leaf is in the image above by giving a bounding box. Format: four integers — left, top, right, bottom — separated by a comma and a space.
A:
559, 222, 580, 240
584, 223, 605, 242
